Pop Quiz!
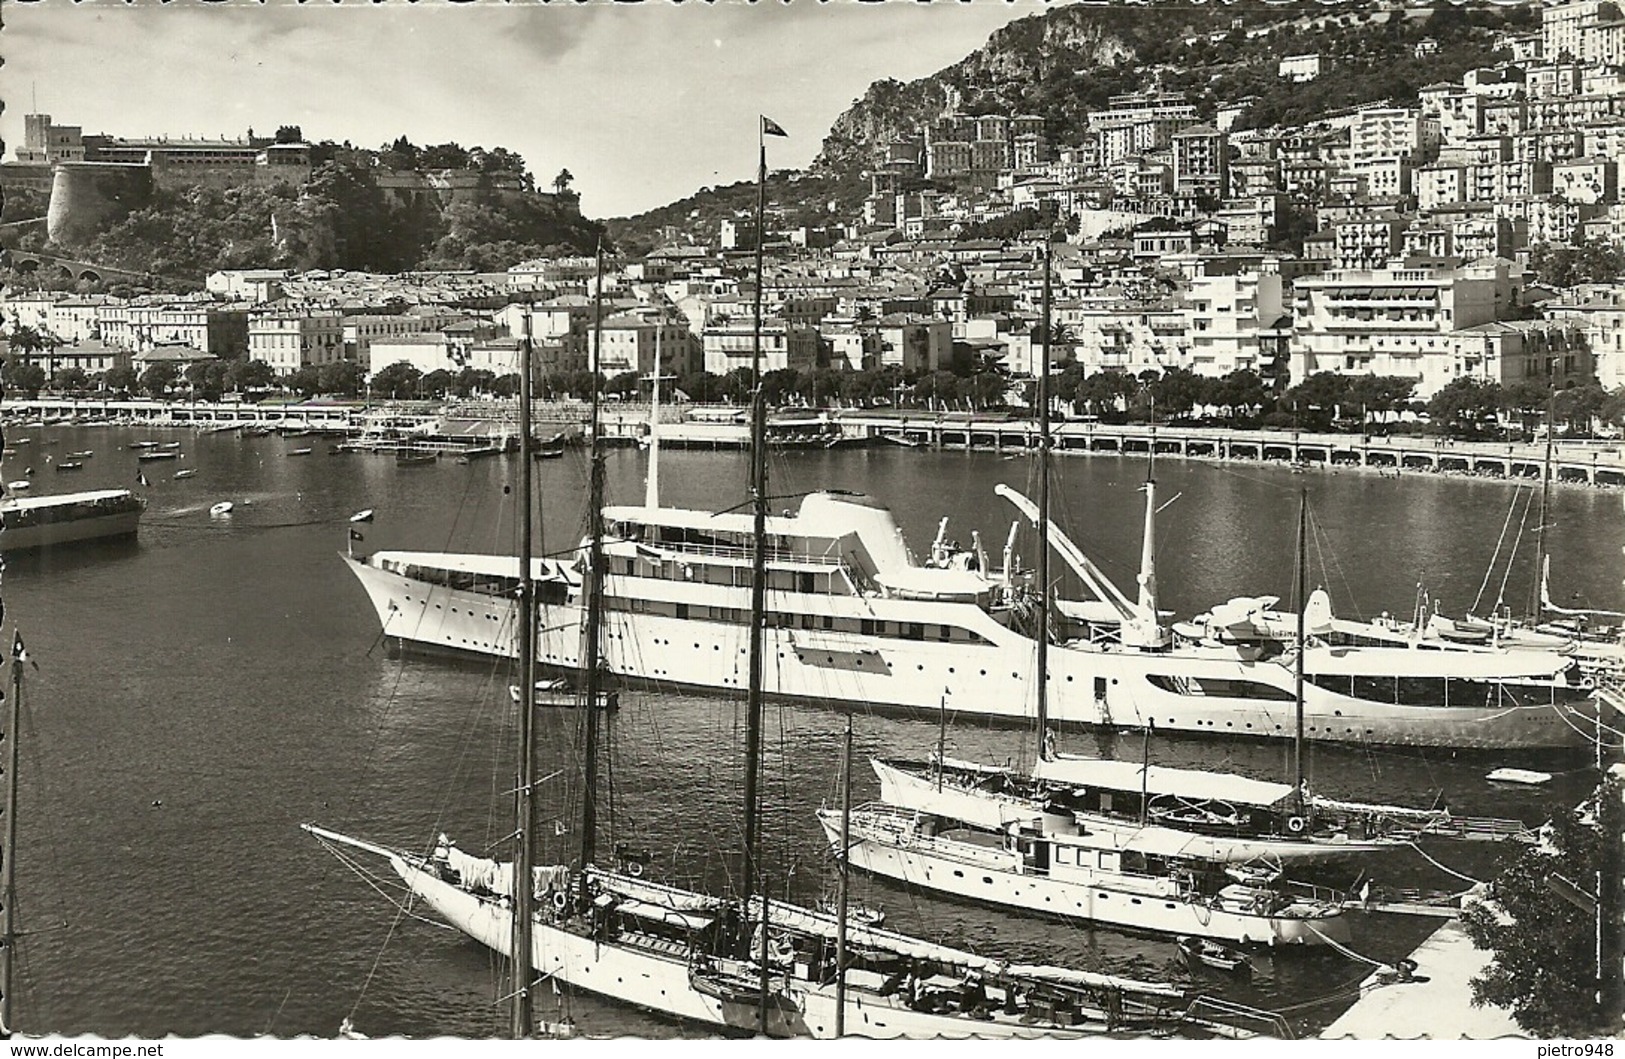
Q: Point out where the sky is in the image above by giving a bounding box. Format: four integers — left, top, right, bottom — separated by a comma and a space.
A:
2, 0, 1054, 219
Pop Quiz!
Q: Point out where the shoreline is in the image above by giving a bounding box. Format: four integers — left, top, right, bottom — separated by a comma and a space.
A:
4, 397, 1623, 490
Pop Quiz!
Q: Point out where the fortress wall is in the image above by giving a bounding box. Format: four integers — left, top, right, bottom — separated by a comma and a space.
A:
47, 162, 154, 245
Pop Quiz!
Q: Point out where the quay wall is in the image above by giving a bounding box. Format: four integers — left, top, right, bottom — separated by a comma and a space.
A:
6, 397, 1624, 486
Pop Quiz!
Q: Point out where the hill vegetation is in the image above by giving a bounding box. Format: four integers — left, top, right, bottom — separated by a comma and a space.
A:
7, 139, 604, 289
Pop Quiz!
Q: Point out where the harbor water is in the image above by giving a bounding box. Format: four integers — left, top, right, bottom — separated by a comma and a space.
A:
8, 425, 1624, 1038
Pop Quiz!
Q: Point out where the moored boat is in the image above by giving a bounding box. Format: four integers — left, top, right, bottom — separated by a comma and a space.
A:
1176, 935, 1252, 977
0, 488, 146, 551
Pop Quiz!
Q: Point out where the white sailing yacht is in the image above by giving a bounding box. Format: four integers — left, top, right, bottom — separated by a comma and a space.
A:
308, 147, 1246, 1039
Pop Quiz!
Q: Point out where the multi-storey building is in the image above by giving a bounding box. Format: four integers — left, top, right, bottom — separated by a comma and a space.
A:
97, 302, 249, 357
1350, 108, 1433, 169
1417, 164, 1468, 210
342, 314, 427, 371
247, 311, 345, 375
1291, 267, 1500, 397
1182, 272, 1286, 377
1419, 84, 1484, 145
1544, 283, 1625, 388
1552, 156, 1618, 204
594, 313, 696, 377
1171, 125, 1227, 200
701, 317, 820, 374
1543, 1, 1620, 61
1332, 215, 1407, 270
875, 314, 953, 372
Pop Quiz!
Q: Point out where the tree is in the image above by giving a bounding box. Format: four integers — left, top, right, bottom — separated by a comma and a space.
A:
318, 361, 365, 397
139, 362, 180, 399
184, 361, 228, 402
451, 367, 495, 398
1461, 777, 1621, 1037
3, 356, 46, 399
553, 169, 575, 197
226, 358, 275, 394
370, 360, 422, 400
103, 365, 139, 394
286, 365, 323, 398
419, 369, 454, 399
1428, 378, 1504, 438
1553, 383, 1609, 436
50, 366, 89, 393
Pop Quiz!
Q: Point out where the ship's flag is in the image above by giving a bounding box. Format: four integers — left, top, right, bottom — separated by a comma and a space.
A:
761, 116, 788, 138
137, 470, 150, 487
349, 528, 365, 542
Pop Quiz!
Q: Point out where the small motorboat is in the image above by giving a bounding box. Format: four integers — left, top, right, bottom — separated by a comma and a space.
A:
66, 450, 93, 459
1487, 767, 1553, 787
1176, 935, 1253, 977
6, 481, 29, 492
127, 441, 159, 450
286, 448, 313, 457
209, 501, 235, 517
158, 441, 182, 451
533, 448, 565, 461
509, 681, 619, 710
349, 509, 374, 524
55, 461, 83, 472
174, 469, 197, 480
138, 451, 179, 462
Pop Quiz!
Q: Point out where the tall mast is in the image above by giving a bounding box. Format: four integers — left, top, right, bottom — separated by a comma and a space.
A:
744, 118, 773, 1032
1294, 489, 1308, 816
580, 243, 607, 871
508, 314, 537, 1039
0, 635, 22, 1038
1532, 396, 1555, 622
1035, 242, 1051, 756
834, 709, 853, 1039
645, 315, 662, 509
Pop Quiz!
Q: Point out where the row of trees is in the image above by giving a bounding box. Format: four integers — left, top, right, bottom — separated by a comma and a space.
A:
12, 351, 1624, 439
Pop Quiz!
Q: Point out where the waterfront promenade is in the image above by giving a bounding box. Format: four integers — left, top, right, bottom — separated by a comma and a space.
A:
7, 396, 1625, 485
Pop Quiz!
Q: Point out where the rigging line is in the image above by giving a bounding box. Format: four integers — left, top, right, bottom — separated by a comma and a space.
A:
1494, 490, 1535, 612
1304, 923, 1392, 970
1402, 842, 1483, 885
1473, 487, 1525, 614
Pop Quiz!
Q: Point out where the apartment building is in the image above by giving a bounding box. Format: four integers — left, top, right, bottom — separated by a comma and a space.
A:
701, 318, 820, 374
342, 314, 427, 371
1182, 272, 1287, 377
248, 311, 345, 374
1291, 267, 1500, 397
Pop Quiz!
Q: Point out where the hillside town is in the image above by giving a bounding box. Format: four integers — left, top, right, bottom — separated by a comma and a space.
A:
3, 1, 1625, 433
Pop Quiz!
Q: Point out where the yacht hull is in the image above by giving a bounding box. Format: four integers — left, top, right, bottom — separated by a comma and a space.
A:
347, 555, 1599, 750
395, 856, 1106, 1039
394, 856, 806, 1036
820, 811, 1350, 948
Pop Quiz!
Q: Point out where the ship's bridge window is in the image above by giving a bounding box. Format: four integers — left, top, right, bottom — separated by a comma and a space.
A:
1145, 674, 1293, 701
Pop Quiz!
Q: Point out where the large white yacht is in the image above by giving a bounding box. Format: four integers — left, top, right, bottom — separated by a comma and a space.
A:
345, 487, 1601, 749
